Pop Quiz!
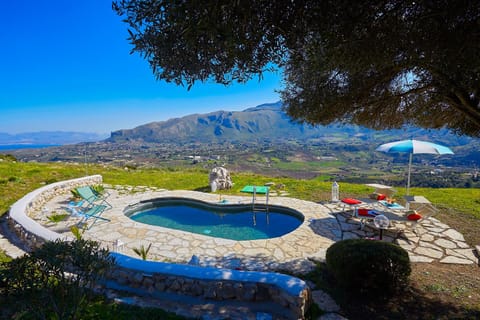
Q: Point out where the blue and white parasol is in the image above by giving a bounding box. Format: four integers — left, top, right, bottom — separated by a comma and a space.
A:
376, 139, 454, 195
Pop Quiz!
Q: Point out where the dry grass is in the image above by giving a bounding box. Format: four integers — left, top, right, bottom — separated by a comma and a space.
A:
335, 208, 480, 320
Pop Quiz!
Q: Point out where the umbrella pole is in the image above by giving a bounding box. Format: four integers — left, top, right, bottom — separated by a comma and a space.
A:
407, 153, 413, 195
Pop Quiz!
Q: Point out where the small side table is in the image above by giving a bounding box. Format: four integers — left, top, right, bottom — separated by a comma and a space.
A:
365, 183, 396, 197
403, 195, 438, 219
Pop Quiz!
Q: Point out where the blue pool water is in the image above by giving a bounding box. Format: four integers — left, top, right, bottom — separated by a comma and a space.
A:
126, 199, 303, 241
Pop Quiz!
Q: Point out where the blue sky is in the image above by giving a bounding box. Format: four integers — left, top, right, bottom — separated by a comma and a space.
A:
0, 1, 282, 134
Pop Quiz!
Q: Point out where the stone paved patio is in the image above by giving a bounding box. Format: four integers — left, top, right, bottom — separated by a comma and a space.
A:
323, 204, 478, 265
26, 184, 478, 274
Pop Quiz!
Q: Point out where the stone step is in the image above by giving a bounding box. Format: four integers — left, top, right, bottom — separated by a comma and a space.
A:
104, 282, 295, 320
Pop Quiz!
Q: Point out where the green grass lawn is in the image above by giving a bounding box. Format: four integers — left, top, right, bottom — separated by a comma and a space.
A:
1, 160, 478, 219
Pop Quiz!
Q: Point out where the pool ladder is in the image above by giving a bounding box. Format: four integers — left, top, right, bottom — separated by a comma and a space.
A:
251, 187, 269, 213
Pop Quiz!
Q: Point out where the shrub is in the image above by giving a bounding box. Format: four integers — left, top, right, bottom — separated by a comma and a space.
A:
71, 188, 81, 199
46, 212, 69, 223
133, 243, 152, 260
0, 154, 17, 162
91, 184, 105, 195
0, 238, 115, 319
326, 239, 411, 297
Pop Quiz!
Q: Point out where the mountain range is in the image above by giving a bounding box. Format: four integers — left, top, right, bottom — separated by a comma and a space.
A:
106, 101, 472, 146
1, 102, 474, 147
0, 131, 108, 146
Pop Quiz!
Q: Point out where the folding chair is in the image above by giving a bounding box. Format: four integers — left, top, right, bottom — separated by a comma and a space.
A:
75, 186, 112, 209
79, 204, 110, 229
354, 208, 381, 229
339, 198, 364, 216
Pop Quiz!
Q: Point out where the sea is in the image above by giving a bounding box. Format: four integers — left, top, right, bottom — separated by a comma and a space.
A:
0, 144, 61, 151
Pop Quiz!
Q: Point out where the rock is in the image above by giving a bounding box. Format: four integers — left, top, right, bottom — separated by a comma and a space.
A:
154, 281, 166, 291
255, 284, 270, 301
209, 167, 233, 191
443, 229, 465, 242
413, 247, 443, 259
434, 238, 457, 249
218, 283, 236, 300
440, 256, 475, 264
169, 279, 183, 291
130, 272, 144, 285
312, 290, 340, 313
203, 286, 217, 299
408, 254, 434, 263
190, 282, 204, 296
240, 284, 256, 301
451, 248, 478, 262
142, 276, 154, 289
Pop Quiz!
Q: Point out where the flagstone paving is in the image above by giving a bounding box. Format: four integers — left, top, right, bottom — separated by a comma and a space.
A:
323, 203, 479, 265
29, 186, 340, 273
3, 185, 479, 272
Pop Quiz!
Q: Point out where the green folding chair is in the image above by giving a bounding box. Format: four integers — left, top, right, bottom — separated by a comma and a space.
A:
76, 186, 112, 209
79, 204, 110, 229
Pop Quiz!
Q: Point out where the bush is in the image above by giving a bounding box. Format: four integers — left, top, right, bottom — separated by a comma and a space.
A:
326, 239, 411, 297
0, 238, 115, 319
0, 154, 17, 162
91, 184, 105, 195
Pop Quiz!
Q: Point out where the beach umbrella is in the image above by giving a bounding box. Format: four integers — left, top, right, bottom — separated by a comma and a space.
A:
376, 139, 454, 195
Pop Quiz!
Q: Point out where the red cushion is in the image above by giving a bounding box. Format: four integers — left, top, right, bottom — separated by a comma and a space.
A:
357, 208, 378, 217
342, 198, 362, 205
377, 194, 386, 200
407, 212, 422, 221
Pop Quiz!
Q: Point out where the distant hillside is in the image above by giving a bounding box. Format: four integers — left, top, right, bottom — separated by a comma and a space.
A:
106, 101, 373, 143
0, 131, 108, 145
108, 101, 311, 143
106, 101, 472, 146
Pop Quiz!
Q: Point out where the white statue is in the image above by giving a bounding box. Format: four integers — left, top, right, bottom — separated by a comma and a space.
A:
209, 166, 233, 191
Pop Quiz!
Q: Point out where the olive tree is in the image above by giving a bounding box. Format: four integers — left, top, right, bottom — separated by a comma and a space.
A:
113, 0, 480, 136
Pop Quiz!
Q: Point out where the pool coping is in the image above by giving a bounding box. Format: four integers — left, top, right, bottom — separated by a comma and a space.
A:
80, 189, 342, 268
30, 185, 341, 271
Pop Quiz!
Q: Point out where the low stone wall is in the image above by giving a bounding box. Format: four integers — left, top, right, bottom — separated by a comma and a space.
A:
109, 253, 311, 319
8, 175, 103, 249
7, 176, 312, 319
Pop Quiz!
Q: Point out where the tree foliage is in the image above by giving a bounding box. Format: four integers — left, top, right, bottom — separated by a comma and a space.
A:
113, 0, 480, 137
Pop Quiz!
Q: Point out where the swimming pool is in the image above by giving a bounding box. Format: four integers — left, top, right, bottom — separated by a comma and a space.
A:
124, 198, 303, 241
